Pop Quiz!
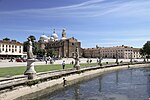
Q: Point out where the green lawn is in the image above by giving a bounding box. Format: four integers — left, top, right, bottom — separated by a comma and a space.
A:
0, 63, 101, 77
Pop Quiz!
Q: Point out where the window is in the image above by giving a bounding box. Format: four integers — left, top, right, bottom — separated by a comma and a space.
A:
19, 50, 21, 53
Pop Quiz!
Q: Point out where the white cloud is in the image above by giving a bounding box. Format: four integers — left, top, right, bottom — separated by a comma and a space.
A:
1, 0, 150, 18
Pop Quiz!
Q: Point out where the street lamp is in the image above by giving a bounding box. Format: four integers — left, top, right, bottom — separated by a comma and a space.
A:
130, 52, 133, 64
116, 50, 119, 65
144, 54, 146, 63
98, 48, 102, 66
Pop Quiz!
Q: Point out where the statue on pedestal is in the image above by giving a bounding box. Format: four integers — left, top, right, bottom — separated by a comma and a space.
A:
24, 37, 36, 79
74, 48, 80, 70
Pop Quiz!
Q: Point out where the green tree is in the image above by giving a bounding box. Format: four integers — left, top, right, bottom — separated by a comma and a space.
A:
3, 38, 10, 41
143, 41, 150, 57
23, 41, 28, 52
140, 48, 145, 56
28, 35, 36, 42
37, 49, 46, 57
47, 49, 56, 57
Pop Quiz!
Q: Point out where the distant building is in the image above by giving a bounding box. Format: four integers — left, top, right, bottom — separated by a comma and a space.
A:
83, 45, 141, 59
0, 40, 23, 59
39, 29, 82, 58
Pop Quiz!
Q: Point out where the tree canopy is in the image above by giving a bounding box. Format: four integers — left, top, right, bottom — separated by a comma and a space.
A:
3, 38, 10, 41
142, 41, 150, 57
28, 35, 36, 42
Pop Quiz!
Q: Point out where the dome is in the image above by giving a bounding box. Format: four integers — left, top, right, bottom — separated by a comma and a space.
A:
40, 34, 48, 40
47, 36, 50, 40
51, 33, 58, 39
49, 36, 54, 41
51, 29, 58, 40
40, 34, 49, 43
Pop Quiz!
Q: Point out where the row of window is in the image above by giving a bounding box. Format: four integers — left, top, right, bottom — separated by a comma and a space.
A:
0, 48, 22, 53
0, 44, 22, 49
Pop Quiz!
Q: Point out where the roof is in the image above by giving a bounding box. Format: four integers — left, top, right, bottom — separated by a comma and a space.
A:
0, 40, 23, 45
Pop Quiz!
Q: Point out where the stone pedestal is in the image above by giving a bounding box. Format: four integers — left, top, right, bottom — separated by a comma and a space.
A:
24, 59, 36, 79
75, 61, 80, 70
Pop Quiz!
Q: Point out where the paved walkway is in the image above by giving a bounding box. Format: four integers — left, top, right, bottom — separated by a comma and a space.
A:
0, 58, 145, 68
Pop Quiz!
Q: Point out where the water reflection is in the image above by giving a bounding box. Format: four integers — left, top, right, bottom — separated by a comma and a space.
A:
115, 71, 119, 85
147, 74, 150, 99
99, 76, 102, 93
74, 84, 80, 100
25, 67, 150, 100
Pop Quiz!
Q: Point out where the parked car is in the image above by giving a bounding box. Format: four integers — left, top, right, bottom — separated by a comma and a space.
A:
15, 58, 27, 62
16, 58, 23, 62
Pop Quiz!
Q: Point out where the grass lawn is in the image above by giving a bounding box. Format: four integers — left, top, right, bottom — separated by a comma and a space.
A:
0, 62, 114, 77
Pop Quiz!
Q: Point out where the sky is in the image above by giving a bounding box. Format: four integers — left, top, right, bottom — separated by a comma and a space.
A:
0, 0, 150, 48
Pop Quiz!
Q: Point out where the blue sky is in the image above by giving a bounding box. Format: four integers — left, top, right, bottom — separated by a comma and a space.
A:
0, 0, 150, 48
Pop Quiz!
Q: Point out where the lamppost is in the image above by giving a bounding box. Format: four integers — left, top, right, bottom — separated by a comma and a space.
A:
98, 48, 102, 66
130, 52, 133, 64
116, 50, 119, 65
144, 54, 146, 63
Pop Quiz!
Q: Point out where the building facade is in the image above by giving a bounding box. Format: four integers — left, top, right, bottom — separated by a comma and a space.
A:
39, 29, 82, 58
0, 40, 23, 59
83, 45, 141, 59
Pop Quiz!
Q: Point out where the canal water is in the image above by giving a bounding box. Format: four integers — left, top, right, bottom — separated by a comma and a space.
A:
34, 68, 150, 100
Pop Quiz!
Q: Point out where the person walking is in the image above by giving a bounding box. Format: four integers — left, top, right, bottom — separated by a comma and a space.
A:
62, 60, 65, 69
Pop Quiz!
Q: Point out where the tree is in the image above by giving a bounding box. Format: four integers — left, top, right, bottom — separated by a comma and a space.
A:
140, 48, 145, 56
23, 41, 28, 52
143, 41, 150, 58
3, 38, 10, 41
37, 49, 46, 57
47, 49, 56, 57
28, 35, 36, 42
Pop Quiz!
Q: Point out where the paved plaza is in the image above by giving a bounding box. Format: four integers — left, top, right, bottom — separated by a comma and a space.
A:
0, 58, 145, 68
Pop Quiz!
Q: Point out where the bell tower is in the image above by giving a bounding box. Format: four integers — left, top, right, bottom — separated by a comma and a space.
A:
61, 28, 67, 40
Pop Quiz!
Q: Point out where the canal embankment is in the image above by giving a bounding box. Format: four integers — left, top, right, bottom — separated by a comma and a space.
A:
0, 62, 150, 100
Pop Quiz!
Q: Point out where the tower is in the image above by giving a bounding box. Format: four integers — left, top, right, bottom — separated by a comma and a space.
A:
61, 28, 67, 40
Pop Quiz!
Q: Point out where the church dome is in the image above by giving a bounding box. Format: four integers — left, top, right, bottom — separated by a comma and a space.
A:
49, 36, 54, 41
40, 34, 48, 42
51, 29, 58, 41
52, 33, 58, 39
40, 34, 48, 40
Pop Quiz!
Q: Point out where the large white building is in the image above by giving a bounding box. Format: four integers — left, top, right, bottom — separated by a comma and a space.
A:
83, 45, 141, 59
0, 40, 23, 59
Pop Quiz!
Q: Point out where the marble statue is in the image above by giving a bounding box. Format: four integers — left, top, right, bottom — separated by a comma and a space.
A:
27, 38, 34, 59
74, 48, 80, 70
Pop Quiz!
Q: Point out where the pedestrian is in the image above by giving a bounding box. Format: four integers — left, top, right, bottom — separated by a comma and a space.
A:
62, 60, 65, 69
45, 58, 47, 64
72, 61, 74, 64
